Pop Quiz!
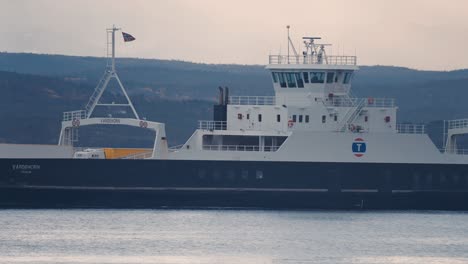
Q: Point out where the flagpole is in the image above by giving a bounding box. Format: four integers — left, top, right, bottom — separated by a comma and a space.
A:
111, 25, 118, 73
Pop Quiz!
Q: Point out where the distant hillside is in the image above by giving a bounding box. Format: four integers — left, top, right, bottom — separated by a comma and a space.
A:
0, 52, 271, 100
1, 52, 468, 146
0, 71, 212, 146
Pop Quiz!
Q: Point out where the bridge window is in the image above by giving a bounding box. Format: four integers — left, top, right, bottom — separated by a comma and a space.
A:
295, 73, 304, 88
279, 73, 287, 88
272, 72, 278, 83
326, 72, 335, 83
299, 115, 303, 123
258, 114, 262, 122
286, 73, 296, 88
303, 72, 309, 83
343, 72, 353, 84
310, 72, 325, 83
305, 115, 309, 123
292, 115, 297, 122
277, 114, 281, 122
322, 115, 326, 123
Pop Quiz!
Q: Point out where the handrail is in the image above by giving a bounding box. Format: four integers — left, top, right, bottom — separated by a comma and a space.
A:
120, 151, 153, 160
63, 110, 87, 121
326, 97, 395, 108
228, 96, 276, 106
269, 55, 357, 66
446, 119, 468, 130
202, 145, 279, 152
396, 124, 426, 134
198, 120, 227, 130
441, 148, 468, 155
168, 144, 184, 151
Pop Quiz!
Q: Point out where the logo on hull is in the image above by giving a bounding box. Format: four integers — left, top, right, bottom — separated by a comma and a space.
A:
352, 138, 366, 157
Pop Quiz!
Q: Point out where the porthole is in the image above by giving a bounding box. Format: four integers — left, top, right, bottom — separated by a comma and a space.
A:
198, 169, 206, 179
227, 170, 236, 180
241, 170, 249, 180
256, 170, 263, 179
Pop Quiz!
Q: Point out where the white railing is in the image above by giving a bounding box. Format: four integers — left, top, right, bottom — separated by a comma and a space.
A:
440, 148, 468, 155
202, 145, 279, 152
446, 119, 468, 130
396, 124, 426, 134
120, 151, 153, 160
269, 55, 357, 66
168, 144, 184, 151
228, 96, 276, 106
326, 97, 395, 108
198, 120, 227, 130
63, 110, 87, 121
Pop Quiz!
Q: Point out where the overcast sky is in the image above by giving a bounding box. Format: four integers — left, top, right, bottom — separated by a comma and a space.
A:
1, 0, 468, 70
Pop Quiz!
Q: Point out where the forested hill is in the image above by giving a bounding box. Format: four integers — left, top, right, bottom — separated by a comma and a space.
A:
1, 52, 468, 146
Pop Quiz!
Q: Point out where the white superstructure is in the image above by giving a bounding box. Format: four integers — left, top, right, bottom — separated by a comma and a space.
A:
162, 34, 468, 164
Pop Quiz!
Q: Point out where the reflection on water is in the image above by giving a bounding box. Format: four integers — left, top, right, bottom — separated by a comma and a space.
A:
0, 210, 467, 264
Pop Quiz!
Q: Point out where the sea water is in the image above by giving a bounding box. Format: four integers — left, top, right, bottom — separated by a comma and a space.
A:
0, 210, 467, 264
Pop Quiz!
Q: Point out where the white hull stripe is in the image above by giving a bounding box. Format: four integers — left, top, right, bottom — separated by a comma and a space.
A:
3, 185, 468, 193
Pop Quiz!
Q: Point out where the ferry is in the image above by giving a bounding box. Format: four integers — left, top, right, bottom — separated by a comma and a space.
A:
1, 26, 468, 209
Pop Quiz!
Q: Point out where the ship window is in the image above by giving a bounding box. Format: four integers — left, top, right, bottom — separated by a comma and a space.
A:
365, 116, 368, 122
277, 114, 281, 122
334, 115, 338, 122
295, 73, 304, 88
238, 113, 242, 120
322, 115, 326, 123
286, 73, 296, 88
241, 170, 249, 179
305, 115, 309, 123
272, 72, 278, 83
335, 72, 340, 83
299, 115, 303, 123
246, 114, 250, 120
310, 72, 325, 83
343, 72, 353, 84
303, 72, 309, 83
256, 170, 263, 179
258, 114, 262, 122
292, 115, 297, 122
326, 72, 335, 83
279, 73, 287, 88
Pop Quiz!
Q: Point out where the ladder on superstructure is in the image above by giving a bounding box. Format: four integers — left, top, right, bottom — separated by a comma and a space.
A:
336, 97, 366, 132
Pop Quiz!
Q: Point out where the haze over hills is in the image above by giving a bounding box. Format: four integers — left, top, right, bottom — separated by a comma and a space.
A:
1, 52, 468, 147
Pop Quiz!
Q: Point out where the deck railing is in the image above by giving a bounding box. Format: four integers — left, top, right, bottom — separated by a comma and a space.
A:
326, 97, 395, 108
198, 120, 227, 130
63, 110, 87, 121
269, 55, 357, 66
396, 124, 426, 134
228, 96, 276, 106
120, 151, 153, 160
446, 119, 468, 130
202, 145, 279, 152
447, 149, 468, 155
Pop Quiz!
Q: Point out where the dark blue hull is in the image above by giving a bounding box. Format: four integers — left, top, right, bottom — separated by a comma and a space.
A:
1, 159, 468, 209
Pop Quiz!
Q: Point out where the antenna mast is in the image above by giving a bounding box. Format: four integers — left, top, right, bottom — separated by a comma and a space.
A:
85, 25, 139, 120
286, 25, 299, 64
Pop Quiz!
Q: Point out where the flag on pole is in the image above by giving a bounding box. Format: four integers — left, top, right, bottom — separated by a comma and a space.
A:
122, 32, 136, 42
